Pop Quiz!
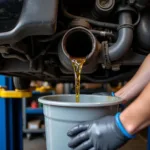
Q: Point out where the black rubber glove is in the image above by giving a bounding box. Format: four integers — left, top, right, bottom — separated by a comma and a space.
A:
67, 114, 133, 150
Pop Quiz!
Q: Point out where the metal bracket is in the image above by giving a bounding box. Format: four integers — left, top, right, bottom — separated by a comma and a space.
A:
102, 41, 112, 69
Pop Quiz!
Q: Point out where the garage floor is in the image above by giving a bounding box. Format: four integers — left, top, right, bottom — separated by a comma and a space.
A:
24, 134, 147, 150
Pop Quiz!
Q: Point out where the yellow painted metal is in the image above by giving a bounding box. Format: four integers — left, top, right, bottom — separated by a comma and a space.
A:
0, 85, 55, 98
0, 87, 32, 98
35, 86, 55, 93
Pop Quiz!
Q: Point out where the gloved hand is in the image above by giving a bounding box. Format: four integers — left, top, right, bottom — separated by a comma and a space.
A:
67, 113, 135, 150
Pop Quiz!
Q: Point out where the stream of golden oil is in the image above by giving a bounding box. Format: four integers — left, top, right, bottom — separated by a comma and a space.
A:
71, 58, 86, 103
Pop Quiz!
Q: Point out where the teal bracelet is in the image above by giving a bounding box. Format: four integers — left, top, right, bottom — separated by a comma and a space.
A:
115, 113, 136, 139
111, 92, 115, 97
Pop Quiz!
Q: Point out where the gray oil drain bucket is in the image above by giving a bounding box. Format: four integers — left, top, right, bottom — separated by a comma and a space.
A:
38, 94, 122, 150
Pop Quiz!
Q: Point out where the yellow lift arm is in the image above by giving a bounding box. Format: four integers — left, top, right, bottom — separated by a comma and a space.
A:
0, 87, 32, 98
0, 86, 55, 98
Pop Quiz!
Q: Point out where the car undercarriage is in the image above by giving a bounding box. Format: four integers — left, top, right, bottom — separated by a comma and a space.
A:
0, 0, 149, 84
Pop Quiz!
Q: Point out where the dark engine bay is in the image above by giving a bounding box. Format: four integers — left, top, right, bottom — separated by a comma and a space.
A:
0, 0, 149, 83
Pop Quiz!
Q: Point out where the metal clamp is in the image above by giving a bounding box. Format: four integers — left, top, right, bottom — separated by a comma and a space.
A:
117, 24, 134, 30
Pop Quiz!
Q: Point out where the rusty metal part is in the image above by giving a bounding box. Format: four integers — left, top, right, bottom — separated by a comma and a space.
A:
69, 19, 92, 29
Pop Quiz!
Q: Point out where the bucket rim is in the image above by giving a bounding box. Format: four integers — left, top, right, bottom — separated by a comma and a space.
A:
38, 94, 123, 107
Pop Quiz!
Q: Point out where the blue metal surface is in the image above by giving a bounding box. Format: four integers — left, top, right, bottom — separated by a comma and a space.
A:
0, 75, 8, 150
26, 108, 43, 114
148, 127, 150, 150
7, 99, 14, 150
0, 76, 23, 150
0, 99, 7, 150
7, 77, 14, 150
15, 100, 23, 150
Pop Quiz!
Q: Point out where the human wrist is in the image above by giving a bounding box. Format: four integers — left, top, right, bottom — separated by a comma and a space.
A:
119, 112, 138, 135
115, 113, 136, 139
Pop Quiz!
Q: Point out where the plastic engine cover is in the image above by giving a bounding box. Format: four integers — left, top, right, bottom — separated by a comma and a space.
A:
0, 0, 58, 44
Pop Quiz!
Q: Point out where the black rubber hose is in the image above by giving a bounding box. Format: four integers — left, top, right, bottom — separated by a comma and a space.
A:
10, 44, 26, 54
133, 12, 141, 26
109, 12, 133, 61
10, 43, 32, 61
135, 0, 149, 10
38, 30, 67, 42
62, 4, 118, 29
39, 29, 115, 43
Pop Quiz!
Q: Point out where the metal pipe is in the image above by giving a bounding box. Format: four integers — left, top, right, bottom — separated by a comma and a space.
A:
1, 53, 27, 62
58, 27, 101, 74
91, 30, 115, 38
108, 12, 133, 61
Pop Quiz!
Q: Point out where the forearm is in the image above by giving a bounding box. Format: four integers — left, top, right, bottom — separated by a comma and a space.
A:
120, 82, 150, 135
115, 54, 150, 102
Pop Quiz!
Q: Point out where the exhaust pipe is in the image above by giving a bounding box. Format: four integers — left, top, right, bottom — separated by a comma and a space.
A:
58, 27, 101, 74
